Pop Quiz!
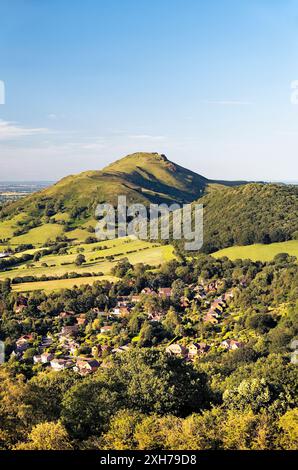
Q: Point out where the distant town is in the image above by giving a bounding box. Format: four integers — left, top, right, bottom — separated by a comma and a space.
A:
0, 182, 52, 203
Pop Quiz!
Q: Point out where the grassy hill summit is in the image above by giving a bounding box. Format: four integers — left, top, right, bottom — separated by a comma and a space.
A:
0, 152, 246, 242
3, 151, 244, 214
0, 152, 297, 255
96, 151, 210, 204
0, 152, 205, 222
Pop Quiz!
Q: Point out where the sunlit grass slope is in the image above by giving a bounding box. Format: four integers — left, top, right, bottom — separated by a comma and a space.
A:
212, 240, 298, 262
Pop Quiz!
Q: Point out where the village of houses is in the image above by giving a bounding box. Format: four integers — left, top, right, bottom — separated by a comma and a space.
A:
12, 279, 246, 376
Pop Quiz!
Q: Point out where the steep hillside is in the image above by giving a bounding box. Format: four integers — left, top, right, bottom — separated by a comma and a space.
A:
0, 152, 245, 245
191, 183, 298, 253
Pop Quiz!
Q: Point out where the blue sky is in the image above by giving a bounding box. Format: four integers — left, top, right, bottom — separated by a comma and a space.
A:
0, 0, 298, 181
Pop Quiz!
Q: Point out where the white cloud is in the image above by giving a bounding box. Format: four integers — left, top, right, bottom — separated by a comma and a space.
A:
0, 120, 50, 141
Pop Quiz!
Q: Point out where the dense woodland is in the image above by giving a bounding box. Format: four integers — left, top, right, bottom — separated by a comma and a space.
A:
0, 252, 297, 450
187, 183, 298, 253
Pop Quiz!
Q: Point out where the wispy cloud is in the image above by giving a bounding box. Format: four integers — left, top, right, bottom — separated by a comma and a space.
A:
128, 134, 166, 141
46, 113, 67, 120
203, 100, 253, 106
0, 120, 50, 141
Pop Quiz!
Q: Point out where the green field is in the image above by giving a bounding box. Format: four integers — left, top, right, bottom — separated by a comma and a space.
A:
0, 213, 29, 241
12, 275, 118, 292
1, 236, 175, 291
51, 212, 71, 222
0, 213, 95, 247
212, 240, 298, 262
10, 223, 65, 245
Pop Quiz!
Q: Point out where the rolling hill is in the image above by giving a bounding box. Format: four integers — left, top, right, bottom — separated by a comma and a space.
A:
0, 152, 246, 246
0, 152, 297, 258
0, 152, 297, 292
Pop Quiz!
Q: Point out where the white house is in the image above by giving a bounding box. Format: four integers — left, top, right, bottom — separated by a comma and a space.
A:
50, 358, 74, 371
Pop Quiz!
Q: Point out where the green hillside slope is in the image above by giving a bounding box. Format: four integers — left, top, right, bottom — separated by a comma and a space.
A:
212, 240, 298, 261
0, 152, 245, 246
195, 183, 298, 253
